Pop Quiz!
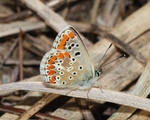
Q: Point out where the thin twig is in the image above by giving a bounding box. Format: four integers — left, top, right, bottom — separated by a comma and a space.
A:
0, 10, 33, 23
17, 93, 60, 120
76, 98, 95, 120
0, 38, 18, 66
19, 30, 23, 80
91, 0, 101, 24
0, 105, 64, 120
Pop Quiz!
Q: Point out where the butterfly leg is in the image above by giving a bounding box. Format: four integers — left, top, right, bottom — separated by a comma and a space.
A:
86, 87, 92, 99
86, 86, 103, 100
65, 88, 91, 100
65, 88, 78, 96
98, 84, 103, 93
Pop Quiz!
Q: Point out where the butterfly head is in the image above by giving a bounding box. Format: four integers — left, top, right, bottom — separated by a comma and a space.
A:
95, 69, 102, 77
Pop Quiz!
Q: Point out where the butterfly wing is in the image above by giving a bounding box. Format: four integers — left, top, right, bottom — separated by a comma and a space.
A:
40, 26, 96, 89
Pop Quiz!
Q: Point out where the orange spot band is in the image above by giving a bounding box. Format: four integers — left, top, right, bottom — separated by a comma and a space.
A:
48, 59, 54, 64
60, 39, 67, 45
64, 52, 70, 58
47, 65, 55, 70
57, 45, 65, 50
51, 55, 57, 60
48, 70, 55, 75
68, 31, 74, 38
62, 35, 69, 41
57, 53, 64, 59
48, 55, 57, 64
50, 76, 55, 83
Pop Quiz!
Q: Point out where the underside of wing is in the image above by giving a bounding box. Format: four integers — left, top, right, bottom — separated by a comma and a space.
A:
40, 26, 95, 88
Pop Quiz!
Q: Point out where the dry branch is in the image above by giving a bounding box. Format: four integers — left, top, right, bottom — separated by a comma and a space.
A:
0, 105, 63, 120
108, 55, 150, 119
17, 93, 60, 120
0, 19, 46, 38
0, 77, 150, 112
21, 0, 92, 47
90, 2, 150, 65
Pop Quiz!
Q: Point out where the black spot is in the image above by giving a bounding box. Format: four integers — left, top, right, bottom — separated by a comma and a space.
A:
78, 65, 83, 70
56, 76, 60, 80
60, 71, 64, 75
60, 60, 63, 63
72, 58, 76, 61
68, 46, 72, 50
71, 43, 75, 47
72, 71, 77, 76
62, 81, 66, 84
69, 76, 73, 80
76, 43, 79, 47
79, 66, 82, 69
75, 52, 81, 56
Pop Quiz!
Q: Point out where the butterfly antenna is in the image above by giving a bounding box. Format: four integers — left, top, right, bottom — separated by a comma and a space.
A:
96, 43, 112, 69
101, 54, 126, 68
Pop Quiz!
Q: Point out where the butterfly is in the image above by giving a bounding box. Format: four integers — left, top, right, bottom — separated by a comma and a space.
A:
40, 26, 102, 89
